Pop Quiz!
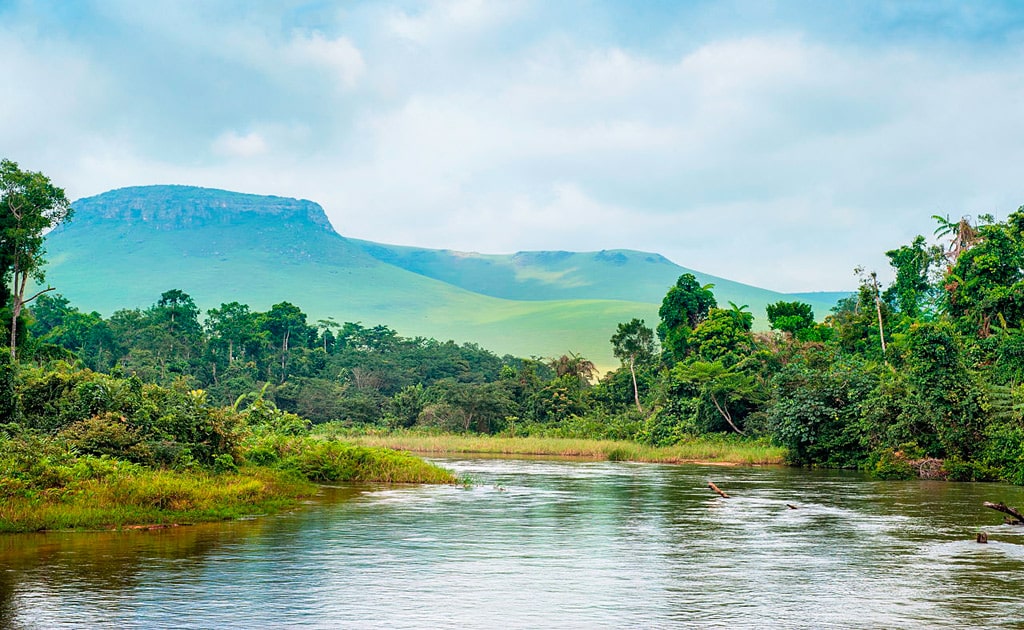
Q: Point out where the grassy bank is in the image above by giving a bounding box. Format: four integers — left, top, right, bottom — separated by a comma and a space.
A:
325, 430, 786, 466
1, 435, 457, 533
0, 465, 315, 533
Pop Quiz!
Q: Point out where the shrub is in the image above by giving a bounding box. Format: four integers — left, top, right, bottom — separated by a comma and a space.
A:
59, 412, 152, 463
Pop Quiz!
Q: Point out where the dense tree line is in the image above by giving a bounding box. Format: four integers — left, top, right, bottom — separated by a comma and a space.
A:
3, 159, 1024, 483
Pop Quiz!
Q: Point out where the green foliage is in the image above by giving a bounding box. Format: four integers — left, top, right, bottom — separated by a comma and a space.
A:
15, 200, 1024, 486
765, 301, 815, 335
264, 438, 456, 483
611, 318, 655, 366
657, 273, 716, 363
883, 236, 943, 319
687, 308, 756, 366
59, 412, 152, 463
944, 211, 1024, 335
767, 360, 875, 468
904, 322, 986, 459
1, 159, 73, 359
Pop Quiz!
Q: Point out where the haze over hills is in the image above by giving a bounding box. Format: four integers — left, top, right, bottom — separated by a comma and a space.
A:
44, 186, 846, 368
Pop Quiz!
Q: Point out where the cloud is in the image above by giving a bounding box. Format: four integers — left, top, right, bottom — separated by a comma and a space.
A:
386, 0, 527, 45
285, 31, 365, 90
211, 131, 269, 158
4, 1, 1024, 292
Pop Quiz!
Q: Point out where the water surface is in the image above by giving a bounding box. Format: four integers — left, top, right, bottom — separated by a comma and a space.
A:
4, 459, 1024, 628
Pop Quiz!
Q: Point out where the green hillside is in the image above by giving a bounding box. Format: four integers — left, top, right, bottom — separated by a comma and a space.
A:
351, 241, 843, 322
43, 186, 845, 370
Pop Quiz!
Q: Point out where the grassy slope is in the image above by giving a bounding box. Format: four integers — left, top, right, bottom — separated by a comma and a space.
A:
44, 185, 846, 370
45, 220, 655, 369
351, 239, 845, 322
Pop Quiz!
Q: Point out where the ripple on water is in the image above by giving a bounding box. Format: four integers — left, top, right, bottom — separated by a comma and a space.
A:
6, 459, 1024, 629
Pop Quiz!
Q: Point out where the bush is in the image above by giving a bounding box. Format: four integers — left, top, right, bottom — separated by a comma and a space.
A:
59, 412, 152, 463
213, 453, 238, 474
870, 450, 916, 480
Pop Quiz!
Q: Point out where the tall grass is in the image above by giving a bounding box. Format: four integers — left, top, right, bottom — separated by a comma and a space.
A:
254, 436, 458, 484
329, 429, 786, 465
0, 467, 314, 533
1, 431, 457, 533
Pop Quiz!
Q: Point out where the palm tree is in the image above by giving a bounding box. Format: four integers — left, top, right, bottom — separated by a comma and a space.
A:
932, 214, 979, 265
549, 352, 596, 384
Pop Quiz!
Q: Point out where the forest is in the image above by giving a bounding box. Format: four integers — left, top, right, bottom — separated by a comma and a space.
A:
4, 158, 1024, 495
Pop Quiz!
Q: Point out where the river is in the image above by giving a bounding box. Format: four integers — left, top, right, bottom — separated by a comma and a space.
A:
3, 458, 1024, 628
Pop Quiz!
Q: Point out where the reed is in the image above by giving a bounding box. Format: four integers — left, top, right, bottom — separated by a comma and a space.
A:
331, 431, 786, 465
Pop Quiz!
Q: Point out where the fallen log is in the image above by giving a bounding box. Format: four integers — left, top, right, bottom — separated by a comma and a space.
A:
983, 502, 1024, 524
708, 482, 729, 498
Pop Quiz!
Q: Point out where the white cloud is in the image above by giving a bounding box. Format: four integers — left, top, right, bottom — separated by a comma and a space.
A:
5, 2, 1024, 292
286, 31, 365, 90
211, 131, 269, 158
387, 0, 526, 44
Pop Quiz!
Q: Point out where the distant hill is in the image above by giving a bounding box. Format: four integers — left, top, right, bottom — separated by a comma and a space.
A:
44, 185, 846, 369
352, 240, 843, 320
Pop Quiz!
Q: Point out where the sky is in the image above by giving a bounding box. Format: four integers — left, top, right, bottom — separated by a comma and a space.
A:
3, 0, 1024, 292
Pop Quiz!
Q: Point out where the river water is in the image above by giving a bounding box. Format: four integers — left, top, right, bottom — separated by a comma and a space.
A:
4, 458, 1024, 629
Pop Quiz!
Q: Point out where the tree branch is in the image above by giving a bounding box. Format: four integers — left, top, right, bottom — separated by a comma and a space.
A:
709, 391, 745, 435
22, 285, 55, 306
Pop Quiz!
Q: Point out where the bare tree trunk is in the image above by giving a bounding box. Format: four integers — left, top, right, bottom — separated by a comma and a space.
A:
870, 272, 887, 357
709, 392, 745, 435
629, 358, 642, 413
8, 267, 53, 360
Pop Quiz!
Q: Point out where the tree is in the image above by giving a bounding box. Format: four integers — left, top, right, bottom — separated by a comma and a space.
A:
611, 318, 655, 413
855, 267, 888, 357
671, 360, 761, 435
316, 317, 341, 353
932, 214, 980, 267
260, 302, 311, 381
688, 307, 756, 367
942, 210, 1024, 336
549, 352, 596, 384
150, 289, 203, 362
206, 301, 264, 364
883, 235, 943, 319
657, 273, 716, 363
765, 301, 815, 336
1, 159, 72, 359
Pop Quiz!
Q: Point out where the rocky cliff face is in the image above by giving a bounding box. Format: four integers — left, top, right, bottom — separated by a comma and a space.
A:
68, 185, 336, 234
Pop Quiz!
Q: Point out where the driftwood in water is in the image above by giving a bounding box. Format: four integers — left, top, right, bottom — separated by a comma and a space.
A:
983, 502, 1024, 524
708, 482, 729, 498
786, 504, 798, 510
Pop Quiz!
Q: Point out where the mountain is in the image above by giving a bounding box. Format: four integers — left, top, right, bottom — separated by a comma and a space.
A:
350, 240, 842, 318
44, 185, 845, 369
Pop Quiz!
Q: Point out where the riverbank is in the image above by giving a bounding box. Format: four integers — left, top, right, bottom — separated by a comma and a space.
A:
325, 430, 787, 466
0, 436, 457, 534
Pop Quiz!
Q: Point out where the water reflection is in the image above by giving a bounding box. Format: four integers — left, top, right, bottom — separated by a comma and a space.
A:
3, 461, 1024, 628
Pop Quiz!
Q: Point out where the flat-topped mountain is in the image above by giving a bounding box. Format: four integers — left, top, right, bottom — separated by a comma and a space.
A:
44, 186, 845, 367
71, 185, 335, 232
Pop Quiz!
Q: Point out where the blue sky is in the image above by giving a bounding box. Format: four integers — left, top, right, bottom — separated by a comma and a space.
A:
3, 0, 1024, 291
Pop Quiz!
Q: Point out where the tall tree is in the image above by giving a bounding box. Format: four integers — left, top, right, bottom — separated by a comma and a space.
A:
260, 302, 310, 381
1, 159, 72, 359
657, 273, 716, 363
610, 318, 655, 412
883, 235, 943, 319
